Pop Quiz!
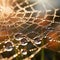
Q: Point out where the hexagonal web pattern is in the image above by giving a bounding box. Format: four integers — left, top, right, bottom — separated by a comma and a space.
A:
0, 0, 60, 60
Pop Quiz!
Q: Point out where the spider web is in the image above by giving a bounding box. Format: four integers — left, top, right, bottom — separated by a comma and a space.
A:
0, 0, 60, 60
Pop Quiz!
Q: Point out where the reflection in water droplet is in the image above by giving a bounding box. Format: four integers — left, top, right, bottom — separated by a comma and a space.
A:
4, 41, 13, 52
21, 38, 28, 46
21, 49, 27, 55
14, 33, 23, 41
34, 37, 41, 45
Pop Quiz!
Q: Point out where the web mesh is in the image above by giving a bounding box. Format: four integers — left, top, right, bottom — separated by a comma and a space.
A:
0, 0, 60, 60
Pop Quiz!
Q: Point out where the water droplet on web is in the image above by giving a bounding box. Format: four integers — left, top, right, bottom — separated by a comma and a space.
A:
21, 38, 28, 46
21, 49, 27, 55
34, 37, 41, 45
14, 33, 23, 41
4, 41, 13, 52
